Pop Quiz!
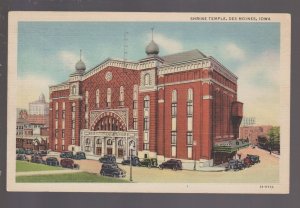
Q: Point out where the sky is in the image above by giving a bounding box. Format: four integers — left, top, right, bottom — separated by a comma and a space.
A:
17, 22, 280, 125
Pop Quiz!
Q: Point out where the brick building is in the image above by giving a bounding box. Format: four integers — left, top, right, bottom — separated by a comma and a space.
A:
49, 38, 243, 162
239, 125, 273, 145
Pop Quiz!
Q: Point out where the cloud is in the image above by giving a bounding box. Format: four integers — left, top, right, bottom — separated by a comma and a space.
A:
236, 50, 280, 125
221, 42, 246, 61
58, 50, 87, 71
17, 74, 55, 109
146, 33, 184, 54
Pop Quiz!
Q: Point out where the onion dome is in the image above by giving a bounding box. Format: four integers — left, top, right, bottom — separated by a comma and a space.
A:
145, 40, 159, 56
75, 59, 86, 73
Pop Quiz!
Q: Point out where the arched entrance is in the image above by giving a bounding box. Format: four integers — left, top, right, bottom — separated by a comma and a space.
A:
91, 111, 127, 131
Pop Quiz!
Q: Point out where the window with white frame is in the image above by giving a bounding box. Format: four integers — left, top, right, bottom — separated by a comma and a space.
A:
171, 131, 177, 145
144, 73, 150, 86
107, 88, 111, 107
96, 89, 100, 108
187, 131, 193, 145
187, 88, 193, 116
119, 86, 124, 106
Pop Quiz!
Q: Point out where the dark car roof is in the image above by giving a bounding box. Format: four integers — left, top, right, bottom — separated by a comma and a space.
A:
47, 157, 58, 160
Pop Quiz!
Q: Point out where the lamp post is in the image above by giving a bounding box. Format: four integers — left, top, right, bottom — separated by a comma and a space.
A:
193, 140, 197, 171
129, 144, 134, 182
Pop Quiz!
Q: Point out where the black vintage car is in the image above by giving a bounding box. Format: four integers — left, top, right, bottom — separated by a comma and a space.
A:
99, 155, 116, 164
159, 159, 182, 171
16, 148, 26, 154
121, 156, 140, 166
246, 154, 260, 164
60, 151, 74, 159
60, 158, 80, 169
31, 155, 46, 164
45, 157, 60, 166
139, 158, 158, 168
100, 163, 126, 178
25, 149, 34, 155
72, 152, 86, 160
226, 159, 245, 171
16, 154, 28, 161
38, 150, 48, 157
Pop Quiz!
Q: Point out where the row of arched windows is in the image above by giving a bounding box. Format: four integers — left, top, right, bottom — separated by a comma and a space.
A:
84, 85, 139, 108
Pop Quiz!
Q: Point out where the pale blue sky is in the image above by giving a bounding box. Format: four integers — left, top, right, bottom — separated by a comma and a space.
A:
17, 22, 280, 125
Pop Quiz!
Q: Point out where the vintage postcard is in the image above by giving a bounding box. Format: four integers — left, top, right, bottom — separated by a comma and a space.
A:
7, 12, 290, 193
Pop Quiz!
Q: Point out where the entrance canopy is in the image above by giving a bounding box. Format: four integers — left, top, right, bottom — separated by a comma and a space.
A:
213, 139, 249, 153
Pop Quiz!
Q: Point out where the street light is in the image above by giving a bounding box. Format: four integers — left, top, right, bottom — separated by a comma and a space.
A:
129, 144, 134, 182
193, 140, 197, 171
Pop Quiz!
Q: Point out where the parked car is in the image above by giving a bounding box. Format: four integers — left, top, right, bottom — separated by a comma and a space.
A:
100, 163, 126, 178
72, 151, 86, 160
60, 158, 80, 169
159, 159, 182, 171
226, 159, 245, 171
45, 157, 59, 166
121, 156, 140, 166
16, 154, 28, 161
31, 155, 46, 164
246, 154, 260, 164
25, 149, 34, 155
139, 158, 158, 168
99, 155, 116, 164
60, 151, 74, 159
38, 150, 48, 157
243, 157, 253, 167
16, 148, 26, 154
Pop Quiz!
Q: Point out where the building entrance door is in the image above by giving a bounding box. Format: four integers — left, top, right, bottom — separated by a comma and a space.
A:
118, 148, 124, 158
107, 147, 112, 155
96, 147, 102, 155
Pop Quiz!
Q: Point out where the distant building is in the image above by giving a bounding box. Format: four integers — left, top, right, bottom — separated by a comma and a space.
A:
239, 125, 273, 145
240, 117, 256, 126
16, 94, 49, 150
29, 93, 49, 116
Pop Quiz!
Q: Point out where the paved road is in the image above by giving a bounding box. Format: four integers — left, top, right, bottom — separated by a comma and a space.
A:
73, 146, 279, 183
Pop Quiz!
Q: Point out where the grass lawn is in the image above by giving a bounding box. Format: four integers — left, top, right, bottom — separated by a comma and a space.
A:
16, 160, 64, 172
16, 172, 129, 183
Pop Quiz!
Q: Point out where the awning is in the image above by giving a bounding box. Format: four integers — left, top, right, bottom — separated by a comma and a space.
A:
213, 139, 250, 153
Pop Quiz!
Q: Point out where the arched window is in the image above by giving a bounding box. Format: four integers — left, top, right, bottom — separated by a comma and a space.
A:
85, 138, 90, 145
144, 95, 150, 108
107, 88, 111, 107
172, 90, 177, 103
187, 88, 193, 101
144, 73, 150, 86
129, 140, 135, 148
107, 139, 112, 145
118, 140, 124, 147
85, 91, 89, 104
133, 85, 138, 100
119, 86, 124, 106
96, 89, 100, 108
72, 85, 76, 95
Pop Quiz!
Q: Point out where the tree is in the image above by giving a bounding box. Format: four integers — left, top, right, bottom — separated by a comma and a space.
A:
268, 127, 280, 152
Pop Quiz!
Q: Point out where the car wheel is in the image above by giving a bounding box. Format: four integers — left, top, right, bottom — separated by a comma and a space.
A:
113, 174, 118, 178
147, 164, 151, 169
172, 166, 178, 171
159, 165, 163, 170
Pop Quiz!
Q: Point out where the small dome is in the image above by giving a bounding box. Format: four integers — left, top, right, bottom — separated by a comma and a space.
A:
39, 93, 45, 102
145, 40, 159, 56
75, 60, 86, 72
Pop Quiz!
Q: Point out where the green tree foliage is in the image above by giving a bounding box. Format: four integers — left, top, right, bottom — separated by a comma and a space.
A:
268, 127, 280, 151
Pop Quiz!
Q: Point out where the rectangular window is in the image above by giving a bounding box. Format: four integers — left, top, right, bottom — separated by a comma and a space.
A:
54, 144, 57, 150
188, 146, 193, 159
143, 143, 149, 150
62, 110, 65, 119
106, 102, 111, 108
72, 106, 76, 112
62, 145, 65, 151
55, 129, 58, 138
171, 103, 177, 117
72, 129, 75, 137
171, 131, 177, 145
55, 110, 59, 119
133, 100, 138, 109
187, 102, 193, 116
144, 100, 150, 108
62, 130, 65, 138
72, 139, 75, 145
171, 146, 176, 157
72, 120, 75, 129
187, 131, 193, 145
133, 118, 138, 130
144, 118, 149, 130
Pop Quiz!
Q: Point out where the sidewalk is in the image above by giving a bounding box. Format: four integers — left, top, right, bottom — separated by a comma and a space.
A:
16, 169, 83, 176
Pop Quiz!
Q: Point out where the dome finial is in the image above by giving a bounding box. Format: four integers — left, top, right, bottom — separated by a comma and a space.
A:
75, 49, 86, 73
